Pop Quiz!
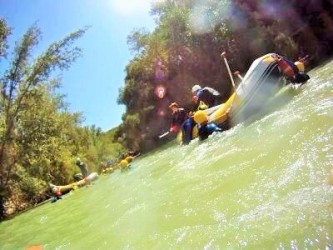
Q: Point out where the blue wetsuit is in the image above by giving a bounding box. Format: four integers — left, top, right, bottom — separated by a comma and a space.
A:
198, 122, 221, 141
182, 117, 196, 144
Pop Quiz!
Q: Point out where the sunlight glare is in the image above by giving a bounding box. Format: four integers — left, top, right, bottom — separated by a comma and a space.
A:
189, 0, 232, 34
110, 0, 164, 16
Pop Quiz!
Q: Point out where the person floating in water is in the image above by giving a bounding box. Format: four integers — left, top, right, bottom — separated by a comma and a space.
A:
193, 110, 223, 141
119, 151, 141, 172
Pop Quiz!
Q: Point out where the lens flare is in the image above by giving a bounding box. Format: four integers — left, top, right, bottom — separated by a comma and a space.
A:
189, 0, 232, 34
157, 109, 165, 117
154, 85, 166, 99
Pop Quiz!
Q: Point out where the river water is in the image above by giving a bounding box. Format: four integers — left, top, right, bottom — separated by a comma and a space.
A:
1, 60, 332, 249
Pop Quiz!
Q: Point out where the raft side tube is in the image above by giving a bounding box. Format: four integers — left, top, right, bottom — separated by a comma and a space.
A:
178, 53, 286, 144
50, 172, 98, 196
230, 54, 283, 124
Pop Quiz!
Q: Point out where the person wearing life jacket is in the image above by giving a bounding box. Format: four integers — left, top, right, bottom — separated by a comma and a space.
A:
119, 158, 130, 171
191, 84, 222, 110
168, 102, 194, 145
119, 151, 140, 172
275, 55, 310, 85
193, 110, 222, 141
180, 101, 210, 144
124, 153, 138, 165
168, 102, 188, 133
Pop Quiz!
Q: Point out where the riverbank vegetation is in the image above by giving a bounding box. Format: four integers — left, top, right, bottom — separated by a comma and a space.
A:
0, 19, 125, 219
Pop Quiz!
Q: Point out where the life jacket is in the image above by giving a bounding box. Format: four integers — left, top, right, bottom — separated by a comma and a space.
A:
278, 57, 309, 84
193, 110, 208, 125
276, 57, 298, 78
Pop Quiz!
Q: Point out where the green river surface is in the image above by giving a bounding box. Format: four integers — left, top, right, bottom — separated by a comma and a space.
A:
0, 60, 332, 249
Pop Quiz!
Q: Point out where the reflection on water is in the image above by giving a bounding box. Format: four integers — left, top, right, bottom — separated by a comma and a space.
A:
1, 61, 333, 249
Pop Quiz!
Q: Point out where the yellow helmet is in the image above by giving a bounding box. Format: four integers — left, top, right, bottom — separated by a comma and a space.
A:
126, 156, 134, 163
294, 61, 305, 72
120, 159, 128, 168
194, 110, 208, 125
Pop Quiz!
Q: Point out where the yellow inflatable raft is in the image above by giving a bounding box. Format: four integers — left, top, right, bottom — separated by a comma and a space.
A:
179, 53, 283, 143
50, 172, 98, 197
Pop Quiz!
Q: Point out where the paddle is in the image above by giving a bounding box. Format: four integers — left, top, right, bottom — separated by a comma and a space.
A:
298, 54, 309, 63
158, 131, 170, 139
221, 51, 236, 89
212, 52, 239, 124
234, 70, 244, 81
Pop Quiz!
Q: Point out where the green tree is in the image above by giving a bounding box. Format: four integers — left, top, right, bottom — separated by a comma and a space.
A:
0, 18, 11, 59
0, 22, 87, 218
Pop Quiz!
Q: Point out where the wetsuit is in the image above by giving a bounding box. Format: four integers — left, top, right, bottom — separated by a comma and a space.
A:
197, 122, 221, 141
181, 117, 196, 144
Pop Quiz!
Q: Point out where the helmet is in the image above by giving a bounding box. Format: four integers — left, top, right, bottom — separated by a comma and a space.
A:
193, 110, 208, 125
120, 159, 128, 168
294, 61, 304, 72
76, 158, 81, 165
126, 156, 134, 163
192, 84, 202, 93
